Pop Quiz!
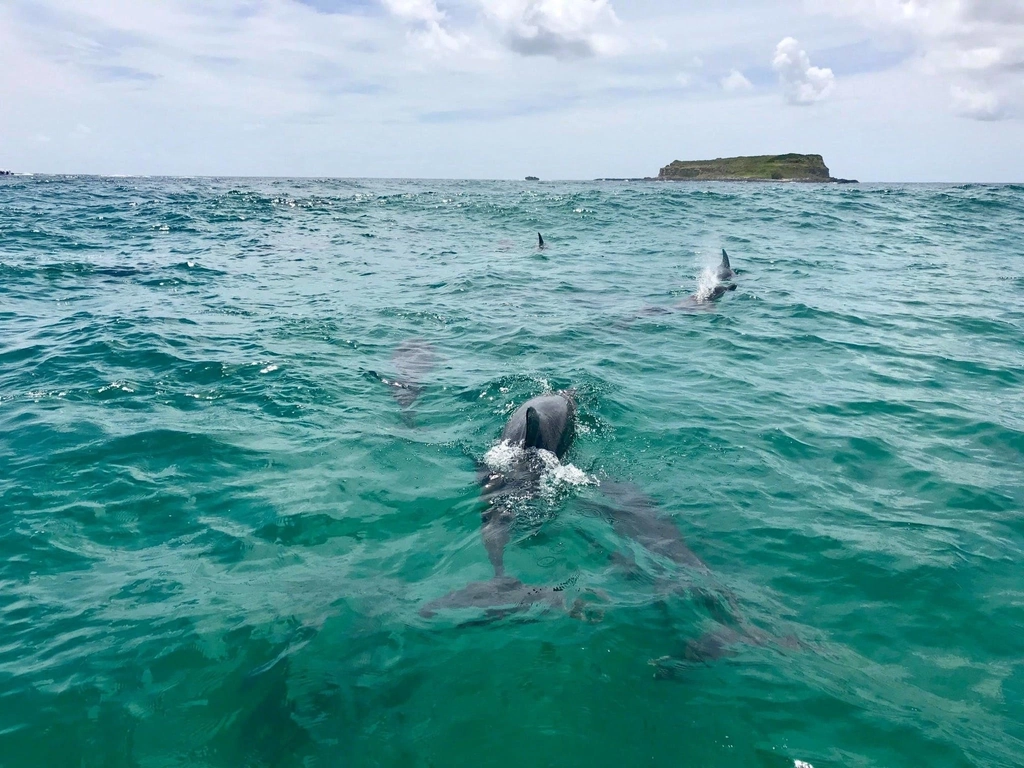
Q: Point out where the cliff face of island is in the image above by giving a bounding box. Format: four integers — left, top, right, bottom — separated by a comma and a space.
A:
658, 154, 853, 182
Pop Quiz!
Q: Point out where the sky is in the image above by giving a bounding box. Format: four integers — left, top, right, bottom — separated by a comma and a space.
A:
1, 0, 1022, 181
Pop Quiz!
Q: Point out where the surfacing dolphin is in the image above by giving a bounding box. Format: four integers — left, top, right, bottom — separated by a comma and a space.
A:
537, 232, 545, 249
419, 391, 578, 620
716, 249, 735, 280
480, 391, 577, 577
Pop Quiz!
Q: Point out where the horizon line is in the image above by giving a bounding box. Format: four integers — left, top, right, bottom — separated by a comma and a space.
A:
3, 173, 1023, 184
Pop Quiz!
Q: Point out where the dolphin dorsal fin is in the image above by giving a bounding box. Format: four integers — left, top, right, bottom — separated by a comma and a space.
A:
721, 249, 731, 269
524, 407, 542, 449
538, 233, 544, 248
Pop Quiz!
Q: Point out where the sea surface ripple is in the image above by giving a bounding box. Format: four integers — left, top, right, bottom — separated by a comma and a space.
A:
1, 176, 1023, 767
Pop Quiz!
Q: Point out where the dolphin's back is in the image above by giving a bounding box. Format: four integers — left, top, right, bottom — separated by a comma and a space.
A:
500, 393, 576, 458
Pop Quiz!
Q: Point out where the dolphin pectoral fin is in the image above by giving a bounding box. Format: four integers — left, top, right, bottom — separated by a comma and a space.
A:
524, 406, 541, 450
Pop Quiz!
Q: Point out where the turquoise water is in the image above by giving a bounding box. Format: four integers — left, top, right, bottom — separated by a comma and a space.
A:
1, 176, 1022, 767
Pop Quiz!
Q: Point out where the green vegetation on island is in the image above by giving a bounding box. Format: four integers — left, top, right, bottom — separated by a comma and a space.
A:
658, 154, 855, 183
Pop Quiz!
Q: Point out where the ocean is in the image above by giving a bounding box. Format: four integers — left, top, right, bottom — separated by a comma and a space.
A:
1, 176, 1022, 767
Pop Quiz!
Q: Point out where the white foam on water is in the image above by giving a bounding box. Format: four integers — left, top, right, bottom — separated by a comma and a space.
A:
259, 364, 278, 374
483, 440, 525, 472
483, 443, 597, 497
98, 380, 134, 394
539, 460, 597, 498
794, 761, 815, 768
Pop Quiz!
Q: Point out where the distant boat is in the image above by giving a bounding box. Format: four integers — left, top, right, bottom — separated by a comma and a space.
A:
0, 170, 12, 176
525, 176, 539, 181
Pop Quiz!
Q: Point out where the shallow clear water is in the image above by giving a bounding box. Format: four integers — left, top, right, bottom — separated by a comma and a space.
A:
1, 176, 1022, 767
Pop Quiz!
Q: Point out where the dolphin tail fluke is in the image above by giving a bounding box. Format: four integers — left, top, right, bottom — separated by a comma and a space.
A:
538, 232, 545, 248
720, 249, 731, 270
524, 406, 542, 449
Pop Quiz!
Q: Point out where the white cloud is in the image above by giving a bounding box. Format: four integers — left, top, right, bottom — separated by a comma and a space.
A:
721, 69, 752, 92
376, 0, 627, 58
772, 37, 834, 105
379, 0, 467, 54
815, 0, 1024, 119
381, 0, 445, 24
950, 85, 1003, 120
479, 0, 624, 58
2, 0, 1023, 180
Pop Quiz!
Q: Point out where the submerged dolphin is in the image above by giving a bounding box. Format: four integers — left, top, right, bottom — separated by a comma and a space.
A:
419, 576, 566, 621
716, 249, 735, 280
479, 391, 577, 577
581, 480, 709, 574
579, 481, 784, 665
368, 340, 436, 426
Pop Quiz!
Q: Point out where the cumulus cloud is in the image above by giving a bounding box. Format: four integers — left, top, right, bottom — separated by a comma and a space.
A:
721, 69, 752, 92
377, 0, 625, 58
381, 0, 444, 24
379, 0, 465, 54
950, 84, 1003, 120
817, 0, 1024, 119
772, 37, 835, 105
479, 0, 624, 58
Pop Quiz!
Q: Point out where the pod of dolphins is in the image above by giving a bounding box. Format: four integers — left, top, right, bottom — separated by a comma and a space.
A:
374, 242, 779, 669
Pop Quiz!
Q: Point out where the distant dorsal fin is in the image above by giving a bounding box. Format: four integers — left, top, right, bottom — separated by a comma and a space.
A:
721, 249, 731, 269
538, 233, 545, 248
524, 407, 542, 449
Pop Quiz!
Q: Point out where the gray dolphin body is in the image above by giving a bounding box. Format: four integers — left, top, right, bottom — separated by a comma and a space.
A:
582, 480, 709, 573
369, 340, 436, 425
419, 392, 578, 620
716, 248, 735, 280
580, 481, 780, 665
419, 576, 565, 620
673, 282, 737, 310
480, 392, 577, 577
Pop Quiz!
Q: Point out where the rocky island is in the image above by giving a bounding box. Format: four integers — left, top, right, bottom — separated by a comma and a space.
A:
658, 154, 855, 183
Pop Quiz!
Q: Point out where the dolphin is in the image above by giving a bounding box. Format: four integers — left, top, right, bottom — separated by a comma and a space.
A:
716, 249, 735, 280
673, 282, 736, 311
368, 339, 436, 426
578, 480, 783, 664
419, 576, 566, 620
479, 391, 577, 577
537, 232, 545, 249
419, 391, 578, 620
580, 480, 709, 574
